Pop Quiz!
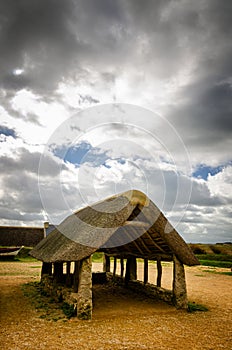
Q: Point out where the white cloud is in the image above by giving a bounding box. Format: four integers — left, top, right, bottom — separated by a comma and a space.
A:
208, 166, 232, 199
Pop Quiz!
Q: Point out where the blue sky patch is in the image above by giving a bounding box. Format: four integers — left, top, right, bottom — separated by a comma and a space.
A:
53, 141, 109, 167
0, 125, 17, 138
193, 164, 224, 180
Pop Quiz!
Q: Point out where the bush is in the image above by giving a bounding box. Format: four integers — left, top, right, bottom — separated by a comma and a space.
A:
210, 245, 222, 254
192, 247, 206, 254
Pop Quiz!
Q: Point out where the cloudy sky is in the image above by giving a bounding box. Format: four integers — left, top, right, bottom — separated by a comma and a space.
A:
0, 0, 231, 243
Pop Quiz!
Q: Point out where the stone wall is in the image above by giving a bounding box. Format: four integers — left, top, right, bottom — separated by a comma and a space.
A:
0, 226, 44, 246
40, 271, 175, 319
106, 273, 173, 304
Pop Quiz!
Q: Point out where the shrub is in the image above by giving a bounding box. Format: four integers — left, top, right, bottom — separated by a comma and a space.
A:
210, 245, 222, 254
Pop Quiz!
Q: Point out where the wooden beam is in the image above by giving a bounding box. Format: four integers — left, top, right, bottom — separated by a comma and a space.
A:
145, 231, 166, 253
144, 258, 148, 284
135, 236, 152, 254
125, 256, 137, 284
120, 258, 124, 277
53, 262, 63, 283
156, 258, 162, 287
73, 261, 80, 293
113, 257, 117, 276
65, 262, 72, 287
103, 254, 110, 272
120, 227, 146, 256
123, 221, 150, 228
125, 258, 130, 285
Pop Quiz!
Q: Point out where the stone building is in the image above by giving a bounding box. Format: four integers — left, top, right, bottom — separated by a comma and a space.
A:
30, 190, 199, 320
0, 226, 44, 247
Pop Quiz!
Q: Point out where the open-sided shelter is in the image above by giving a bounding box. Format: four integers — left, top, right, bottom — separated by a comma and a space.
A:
31, 190, 199, 319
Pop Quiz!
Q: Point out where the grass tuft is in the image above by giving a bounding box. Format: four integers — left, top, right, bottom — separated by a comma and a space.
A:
187, 302, 208, 313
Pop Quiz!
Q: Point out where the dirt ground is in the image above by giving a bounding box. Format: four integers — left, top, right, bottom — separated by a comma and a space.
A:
0, 261, 231, 350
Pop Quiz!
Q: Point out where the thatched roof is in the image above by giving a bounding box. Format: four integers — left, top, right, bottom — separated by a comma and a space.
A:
30, 190, 199, 266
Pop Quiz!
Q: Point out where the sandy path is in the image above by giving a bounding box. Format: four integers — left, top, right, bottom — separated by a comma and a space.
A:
0, 262, 231, 350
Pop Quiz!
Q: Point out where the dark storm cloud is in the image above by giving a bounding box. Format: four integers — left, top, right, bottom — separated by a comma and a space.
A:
0, 0, 79, 93
168, 81, 232, 144
162, 1, 232, 151
0, 0, 195, 97
0, 0, 231, 93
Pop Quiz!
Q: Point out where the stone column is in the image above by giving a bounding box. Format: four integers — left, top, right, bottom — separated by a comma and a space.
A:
172, 255, 188, 309
77, 256, 92, 320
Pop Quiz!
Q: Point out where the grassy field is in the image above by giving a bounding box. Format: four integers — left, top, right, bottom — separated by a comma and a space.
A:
189, 243, 232, 268
1, 244, 232, 269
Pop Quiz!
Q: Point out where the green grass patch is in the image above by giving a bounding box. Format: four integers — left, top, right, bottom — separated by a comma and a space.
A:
195, 253, 232, 268
187, 302, 208, 313
0, 246, 38, 262
92, 252, 103, 262
15, 256, 39, 262
61, 302, 76, 319
194, 274, 205, 277
198, 260, 231, 268
195, 254, 232, 262
21, 281, 75, 321
203, 269, 232, 276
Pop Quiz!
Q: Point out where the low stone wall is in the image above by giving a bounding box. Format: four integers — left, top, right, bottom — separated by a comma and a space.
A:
106, 273, 173, 304
40, 271, 174, 319
41, 275, 78, 308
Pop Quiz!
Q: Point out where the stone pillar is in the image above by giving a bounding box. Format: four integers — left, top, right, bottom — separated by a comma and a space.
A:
77, 256, 92, 320
103, 254, 110, 272
172, 255, 188, 309
156, 258, 162, 287
144, 258, 148, 284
